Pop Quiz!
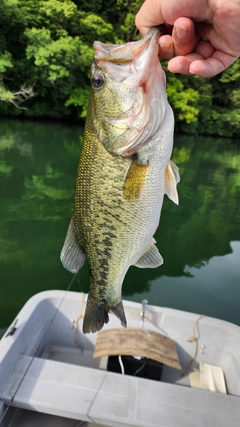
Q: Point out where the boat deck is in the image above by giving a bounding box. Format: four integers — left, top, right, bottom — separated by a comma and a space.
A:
0, 290, 240, 427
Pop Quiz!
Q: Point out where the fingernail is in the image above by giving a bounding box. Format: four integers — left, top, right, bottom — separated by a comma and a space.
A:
159, 41, 171, 53
175, 25, 188, 39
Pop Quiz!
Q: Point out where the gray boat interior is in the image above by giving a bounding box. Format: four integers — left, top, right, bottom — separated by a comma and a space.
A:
0, 291, 240, 427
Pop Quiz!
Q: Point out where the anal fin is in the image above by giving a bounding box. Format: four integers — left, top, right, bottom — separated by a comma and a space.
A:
111, 300, 127, 328
134, 238, 163, 268
60, 217, 86, 274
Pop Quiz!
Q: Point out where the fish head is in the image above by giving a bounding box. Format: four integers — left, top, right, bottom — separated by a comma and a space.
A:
89, 27, 169, 157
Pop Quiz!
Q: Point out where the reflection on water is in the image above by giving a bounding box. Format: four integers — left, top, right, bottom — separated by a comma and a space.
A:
0, 119, 240, 328
127, 241, 240, 326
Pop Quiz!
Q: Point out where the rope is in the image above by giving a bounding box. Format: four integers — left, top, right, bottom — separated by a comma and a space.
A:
73, 292, 85, 351
181, 314, 205, 377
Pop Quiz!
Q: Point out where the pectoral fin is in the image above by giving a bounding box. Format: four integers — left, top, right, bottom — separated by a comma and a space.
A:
60, 217, 86, 273
123, 159, 149, 200
134, 238, 163, 268
164, 160, 180, 205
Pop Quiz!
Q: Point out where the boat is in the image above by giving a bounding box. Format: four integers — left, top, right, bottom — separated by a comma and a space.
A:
0, 290, 240, 427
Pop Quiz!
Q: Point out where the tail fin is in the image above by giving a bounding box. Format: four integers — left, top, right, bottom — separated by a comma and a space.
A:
82, 298, 109, 334
82, 296, 127, 334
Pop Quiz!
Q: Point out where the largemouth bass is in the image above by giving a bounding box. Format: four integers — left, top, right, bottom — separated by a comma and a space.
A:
61, 27, 180, 333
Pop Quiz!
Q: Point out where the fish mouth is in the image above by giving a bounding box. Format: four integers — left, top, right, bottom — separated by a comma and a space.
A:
93, 26, 163, 68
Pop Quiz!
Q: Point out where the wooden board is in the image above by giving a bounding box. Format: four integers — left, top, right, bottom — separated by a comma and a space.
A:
93, 328, 181, 370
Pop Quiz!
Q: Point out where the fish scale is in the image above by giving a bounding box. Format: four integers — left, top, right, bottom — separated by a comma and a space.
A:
60, 27, 180, 333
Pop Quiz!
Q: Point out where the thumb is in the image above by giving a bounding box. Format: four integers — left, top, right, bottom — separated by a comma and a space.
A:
135, 0, 164, 36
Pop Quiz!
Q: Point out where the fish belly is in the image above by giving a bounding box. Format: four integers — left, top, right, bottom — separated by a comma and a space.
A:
74, 126, 167, 333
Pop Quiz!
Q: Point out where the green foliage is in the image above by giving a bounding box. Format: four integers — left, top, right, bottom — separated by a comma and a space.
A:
0, 51, 13, 73
25, 28, 85, 81
0, 51, 14, 105
0, 0, 239, 135
117, 0, 143, 41
65, 87, 90, 117
79, 14, 114, 41
166, 73, 199, 124
0, 0, 116, 118
39, 0, 77, 18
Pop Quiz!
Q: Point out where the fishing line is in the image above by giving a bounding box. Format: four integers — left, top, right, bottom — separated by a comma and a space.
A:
0, 272, 79, 425
73, 292, 85, 352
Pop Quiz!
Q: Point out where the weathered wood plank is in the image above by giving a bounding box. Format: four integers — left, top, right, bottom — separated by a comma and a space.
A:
93, 328, 181, 370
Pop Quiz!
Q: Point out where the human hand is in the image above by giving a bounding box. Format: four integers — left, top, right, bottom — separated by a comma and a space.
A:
135, 0, 240, 77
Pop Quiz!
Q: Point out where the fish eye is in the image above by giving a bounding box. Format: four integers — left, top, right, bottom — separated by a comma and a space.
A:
91, 71, 105, 90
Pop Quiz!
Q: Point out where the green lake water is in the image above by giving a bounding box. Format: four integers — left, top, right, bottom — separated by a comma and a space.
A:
1, 118, 240, 332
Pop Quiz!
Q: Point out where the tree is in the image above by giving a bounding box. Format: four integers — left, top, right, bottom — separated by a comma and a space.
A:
0, 0, 239, 136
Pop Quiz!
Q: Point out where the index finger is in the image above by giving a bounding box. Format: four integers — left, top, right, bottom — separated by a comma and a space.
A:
135, 0, 164, 36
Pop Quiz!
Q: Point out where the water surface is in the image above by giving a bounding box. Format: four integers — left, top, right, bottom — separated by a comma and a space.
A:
0, 119, 240, 330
